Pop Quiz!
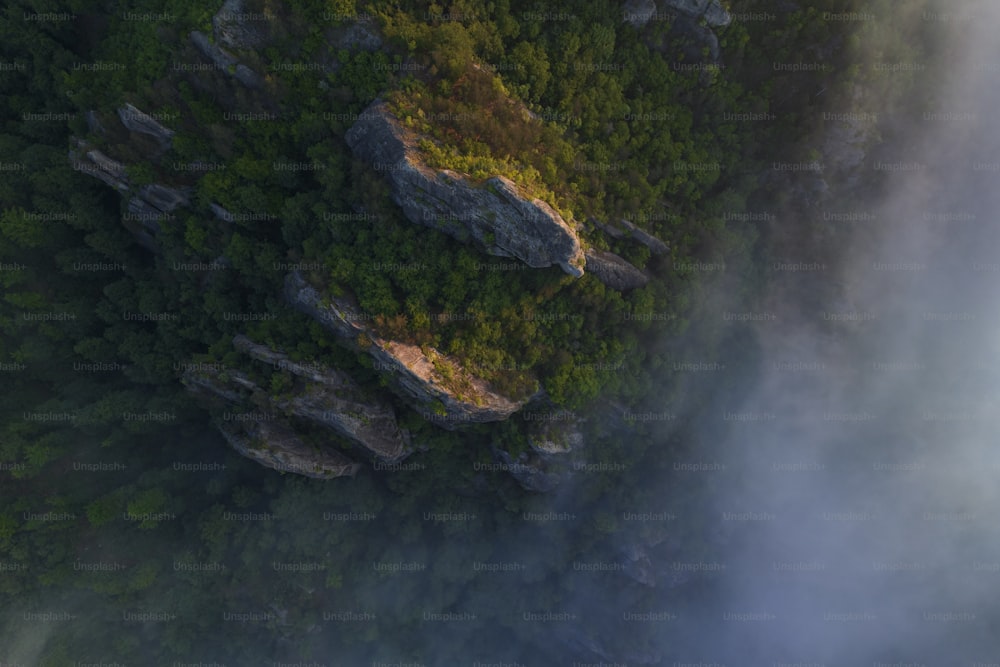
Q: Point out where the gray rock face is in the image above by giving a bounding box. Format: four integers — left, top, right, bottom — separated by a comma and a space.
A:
616, 218, 669, 255
216, 417, 362, 479
527, 410, 585, 457
70, 140, 191, 212
85, 110, 103, 134
594, 217, 669, 255
209, 202, 235, 223
285, 271, 531, 428
123, 182, 187, 250
330, 22, 382, 52
344, 101, 586, 277
624, 0, 729, 65
623, 0, 730, 28
70, 139, 190, 251
622, 0, 657, 27
584, 249, 650, 290
491, 447, 561, 493
662, 0, 731, 26
124, 198, 166, 251
182, 339, 411, 464
70, 141, 129, 192
137, 183, 191, 213
117, 103, 175, 149
671, 14, 722, 63
231, 334, 411, 463
182, 369, 247, 403
315, 18, 383, 74
190, 30, 263, 89
213, 0, 273, 51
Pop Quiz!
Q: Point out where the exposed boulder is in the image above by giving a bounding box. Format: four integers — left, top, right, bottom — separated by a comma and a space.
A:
85, 110, 103, 134
70, 140, 191, 212
663, 0, 731, 27
209, 202, 235, 223
181, 339, 411, 464
344, 101, 586, 277
625, 0, 729, 66
231, 334, 412, 463
312, 15, 383, 74
592, 216, 671, 257
117, 103, 175, 150
526, 409, 585, 457
182, 367, 256, 403
330, 21, 382, 52
670, 14, 722, 63
123, 198, 167, 252
623, 0, 731, 29
616, 218, 669, 255
284, 271, 533, 428
490, 446, 561, 493
216, 417, 361, 479
189, 30, 263, 89
70, 139, 191, 251
212, 0, 274, 51
584, 249, 650, 290
70, 140, 129, 192
136, 183, 191, 213
622, 0, 657, 28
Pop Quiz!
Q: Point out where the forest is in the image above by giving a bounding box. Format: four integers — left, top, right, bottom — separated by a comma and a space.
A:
0, 0, 933, 663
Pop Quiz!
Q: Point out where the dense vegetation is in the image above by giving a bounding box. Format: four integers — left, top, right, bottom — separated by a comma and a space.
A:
0, 0, 939, 663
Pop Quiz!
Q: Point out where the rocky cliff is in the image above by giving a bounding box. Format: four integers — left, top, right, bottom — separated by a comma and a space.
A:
344, 101, 587, 278
189, 30, 264, 89
285, 271, 535, 428
584, 249, 650, 290
592, 218, 669, 257
623, 0, 731, 65
231, 335, 412, 462
183, 335, 412, 466
70, 135, 191, 252
66, 9, 597, 486
215, 416, 362, 479
623, 0, 731, 28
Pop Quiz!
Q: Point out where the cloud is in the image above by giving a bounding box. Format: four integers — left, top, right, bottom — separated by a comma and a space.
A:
671, 0, 1000, 663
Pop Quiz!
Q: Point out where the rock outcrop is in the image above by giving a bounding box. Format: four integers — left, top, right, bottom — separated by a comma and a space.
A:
622, 0, 658, 28
527, 410, 586, 457
70, 139, 191, 252
231, 334, 411, 462
117, 103, 175, 150
671, 15, 723, 63
209, 202, 235, 223
667, 0, 731, 26
584, 249, 650, 290
624, 0, 731, 28
285, 271, 533, 428
182, 337, 412, 464
344, 101, 586, 277
190, 30, 264, 89
216, 417, 362, 479
70, 141, 130, 192
490, 446, 561, 493
624, 0, 730, 65
329, 21, 382, 52
212, 0, 274, 51
592, 218, 670, 256
618, 218, 669, 254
